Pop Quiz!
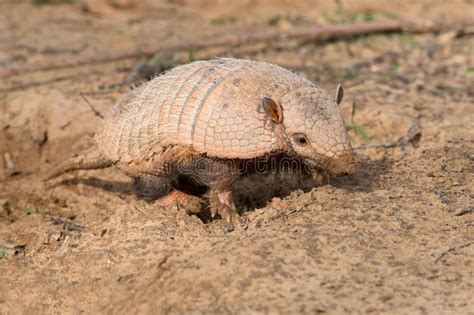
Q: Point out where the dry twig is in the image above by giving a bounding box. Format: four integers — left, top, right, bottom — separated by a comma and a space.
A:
1, 19, 472, 78
79, 92, 105, 119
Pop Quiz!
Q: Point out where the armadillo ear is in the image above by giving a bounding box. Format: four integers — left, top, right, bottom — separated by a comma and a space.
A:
262, 97, 283, 124
336, 84, 344, 106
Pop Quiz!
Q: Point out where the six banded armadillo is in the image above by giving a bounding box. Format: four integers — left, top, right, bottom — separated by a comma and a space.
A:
46, 58, 357, 232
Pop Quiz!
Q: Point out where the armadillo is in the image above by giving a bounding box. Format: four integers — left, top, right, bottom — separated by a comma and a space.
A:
46, 58, 356, 232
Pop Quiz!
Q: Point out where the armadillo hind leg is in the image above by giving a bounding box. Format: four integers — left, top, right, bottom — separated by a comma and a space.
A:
134, 174, 204, 214
44, 150, 113, 181
209, 188, 244, 233
133, 174, 173, 202
155, 189, 205, 214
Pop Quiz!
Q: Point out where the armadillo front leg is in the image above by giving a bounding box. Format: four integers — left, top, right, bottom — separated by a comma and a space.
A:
191, 158, 242, 232
209, 188, 241, 233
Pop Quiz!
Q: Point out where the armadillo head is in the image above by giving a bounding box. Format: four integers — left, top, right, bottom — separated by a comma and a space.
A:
263, 84, 356, 176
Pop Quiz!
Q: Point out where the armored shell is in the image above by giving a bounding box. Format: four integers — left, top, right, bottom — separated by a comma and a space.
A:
95, 58, 346, 164
46, 58, 356, 230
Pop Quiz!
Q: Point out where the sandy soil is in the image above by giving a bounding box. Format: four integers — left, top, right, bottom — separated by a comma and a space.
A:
0, 0, 473, 314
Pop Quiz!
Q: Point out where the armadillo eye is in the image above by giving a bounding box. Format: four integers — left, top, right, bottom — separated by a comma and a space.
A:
293, 133, 309, 146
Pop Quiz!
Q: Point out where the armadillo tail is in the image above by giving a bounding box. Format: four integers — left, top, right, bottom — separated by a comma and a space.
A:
44, 150, 114, 181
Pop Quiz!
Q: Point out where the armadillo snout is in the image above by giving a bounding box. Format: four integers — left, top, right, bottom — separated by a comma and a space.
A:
327, 152, 357, 176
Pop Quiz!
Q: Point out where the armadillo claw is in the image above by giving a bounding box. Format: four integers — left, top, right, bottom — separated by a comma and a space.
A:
209, 189, 247, 232
220, 205, 239, 233
223, 212, 248, 233
224, 222, 235, 233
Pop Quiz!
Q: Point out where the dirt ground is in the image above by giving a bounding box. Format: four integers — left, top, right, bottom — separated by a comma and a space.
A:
0, 0, 473, 314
